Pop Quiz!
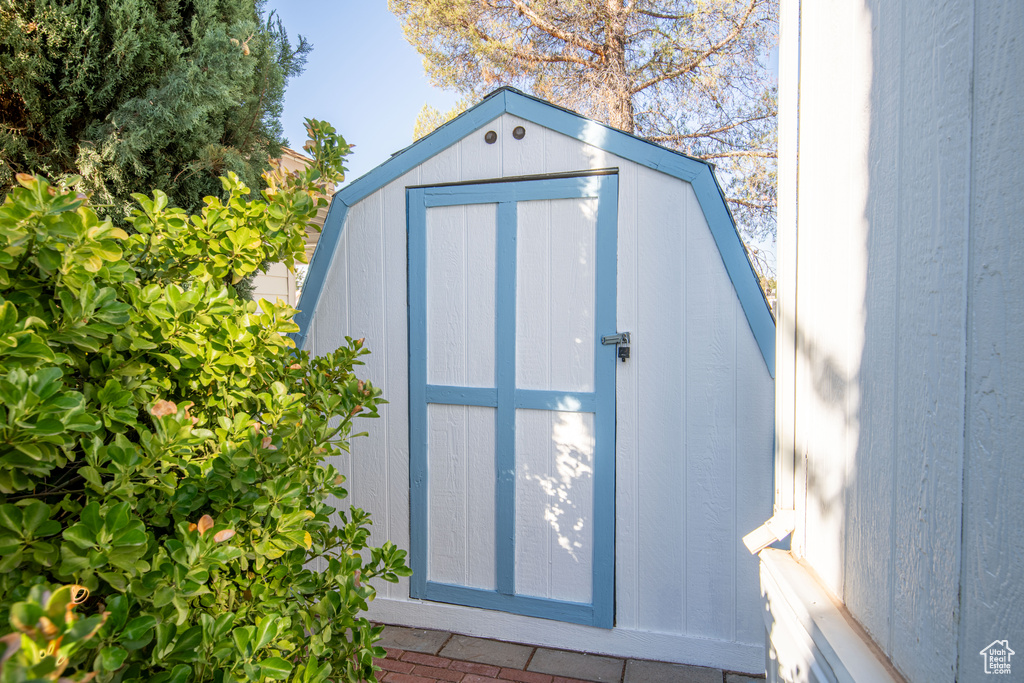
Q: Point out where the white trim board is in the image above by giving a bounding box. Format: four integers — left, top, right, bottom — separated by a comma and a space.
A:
367, 596, 765, 674
760, 549, 906, 683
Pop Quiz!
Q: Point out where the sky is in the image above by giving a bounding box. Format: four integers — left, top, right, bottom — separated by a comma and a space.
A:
265, 2, 461, 182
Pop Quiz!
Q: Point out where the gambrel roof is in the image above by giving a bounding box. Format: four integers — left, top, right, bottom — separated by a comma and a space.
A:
294, 87, 775, 376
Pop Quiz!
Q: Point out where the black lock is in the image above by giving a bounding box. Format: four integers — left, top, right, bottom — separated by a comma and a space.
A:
618, 346, 630, 362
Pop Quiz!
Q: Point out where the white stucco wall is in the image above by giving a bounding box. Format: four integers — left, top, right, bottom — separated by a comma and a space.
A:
773, 1, 1024, 681
305, 112, 774, 672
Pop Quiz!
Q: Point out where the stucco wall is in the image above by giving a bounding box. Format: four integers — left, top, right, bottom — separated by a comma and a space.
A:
776, 1, 1024, 681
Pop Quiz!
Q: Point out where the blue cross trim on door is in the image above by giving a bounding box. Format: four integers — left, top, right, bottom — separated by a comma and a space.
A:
407, 173, 618, 628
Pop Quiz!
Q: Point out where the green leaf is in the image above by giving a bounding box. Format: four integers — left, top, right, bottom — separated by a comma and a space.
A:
232, 625, 254, 655
62, 524, 95, 549
152, 664, 192, 683
111, 524, 147, 547
0, 505, 22, 532
20, 500, 50, 535
0, 548, 24, 572
99, 645, 128, 671
104, 501, 130, 532
152, 352, 182, 370
66, 614, 106, 643
98, 571, 128, 591
121, 615, 157, 651
259, 656, 294, 680
102, 594, 130, 633
254, 614, 280, 650
80, 501, 102, 532
0, 534, 21, 555
170, 624, 203, 657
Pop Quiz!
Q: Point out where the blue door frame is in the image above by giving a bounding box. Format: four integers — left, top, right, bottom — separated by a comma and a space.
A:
408, 174, 618, 628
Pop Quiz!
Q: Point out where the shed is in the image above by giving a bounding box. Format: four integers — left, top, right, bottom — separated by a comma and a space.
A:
296, 88, 775, 673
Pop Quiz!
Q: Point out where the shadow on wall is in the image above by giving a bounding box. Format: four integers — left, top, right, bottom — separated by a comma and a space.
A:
775, 1, 984, 681
520, 405, 595, 565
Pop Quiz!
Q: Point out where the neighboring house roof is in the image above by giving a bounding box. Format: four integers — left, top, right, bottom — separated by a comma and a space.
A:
294, 87, 775, 376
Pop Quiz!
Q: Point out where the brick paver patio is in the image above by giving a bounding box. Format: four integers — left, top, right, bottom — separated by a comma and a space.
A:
373, 625, 764, 683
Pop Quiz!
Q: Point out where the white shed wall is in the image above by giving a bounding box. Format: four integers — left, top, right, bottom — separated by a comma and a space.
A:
307, 113, 773, 672
774, 1, 1024, 681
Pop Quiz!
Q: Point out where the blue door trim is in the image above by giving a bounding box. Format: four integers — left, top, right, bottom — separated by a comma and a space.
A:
407, 189, 430, 599
424, 385, 499, 407
421, 386, 597, 412
408, 174, 617, 628
494, 199, 517, 597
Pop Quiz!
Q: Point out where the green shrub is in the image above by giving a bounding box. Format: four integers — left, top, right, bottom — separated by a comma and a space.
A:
0, 120, 410, 683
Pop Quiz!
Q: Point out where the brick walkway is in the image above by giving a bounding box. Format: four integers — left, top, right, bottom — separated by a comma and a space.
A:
373, 625, 764, 683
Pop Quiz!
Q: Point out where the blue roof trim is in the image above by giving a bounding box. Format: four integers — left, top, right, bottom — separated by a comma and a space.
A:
292, 87, 775, 376
503, 94, 704, 183
291, 197, 348, 350
336, 91, 509, 208
690, 172, 776, 377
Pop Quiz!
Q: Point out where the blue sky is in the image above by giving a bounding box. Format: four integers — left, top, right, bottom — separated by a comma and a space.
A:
265, 1, 461, 182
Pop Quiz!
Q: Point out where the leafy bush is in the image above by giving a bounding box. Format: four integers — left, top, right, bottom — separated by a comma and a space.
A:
0, 120, 410, 682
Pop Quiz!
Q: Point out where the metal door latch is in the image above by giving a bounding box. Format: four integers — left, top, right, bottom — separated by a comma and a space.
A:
601, 332, 630, 345
601, 332, 631, 362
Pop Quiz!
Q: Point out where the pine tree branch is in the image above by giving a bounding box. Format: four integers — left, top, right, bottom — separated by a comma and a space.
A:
698, 149, 776, 160
503, 0, 606, 57
465, 19, 598, 68
630, 0, 760, 94
647, 112, 775, 142
635, 9, 697, 21
509, 49, 598, 68
727, 196, 773, 210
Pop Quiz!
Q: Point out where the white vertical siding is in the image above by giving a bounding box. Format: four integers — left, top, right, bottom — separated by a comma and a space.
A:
774, 0, 799, 524
776, 1, 1024, 681
426, 404, 496, 589
634, 167, 686, 635
251, 262, 296, 307
380, 169, 414, 600
425, 204, 497, 388
307, 113, 773, 672
734, 310, 775, 645
514, 409, 595, 603
790, 2, 969, 677
613, 157, 641, 631
888, 3, 971, 678
515, 198, 597, 393
684, 179, 741, 642
841, 0, 900, 651
958, 1, 1024, 680
346, 190, 392, 574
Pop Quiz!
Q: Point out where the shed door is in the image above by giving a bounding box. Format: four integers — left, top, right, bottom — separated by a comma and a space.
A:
408, 174, 618, 627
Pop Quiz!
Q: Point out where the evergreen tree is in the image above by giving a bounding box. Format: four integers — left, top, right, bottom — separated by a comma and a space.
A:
0, 0, 309, 223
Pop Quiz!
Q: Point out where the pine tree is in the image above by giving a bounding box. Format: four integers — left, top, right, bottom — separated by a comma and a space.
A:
391, 0, 777, 251
0, 0, 309, 222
